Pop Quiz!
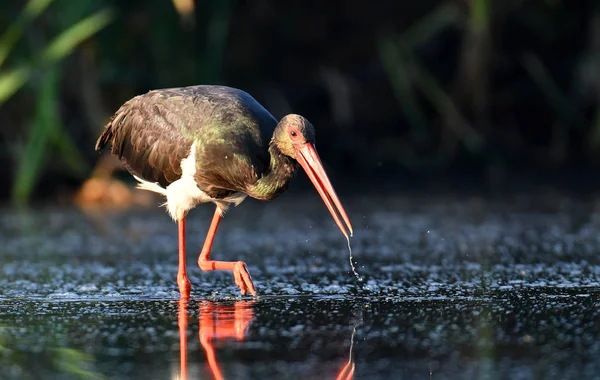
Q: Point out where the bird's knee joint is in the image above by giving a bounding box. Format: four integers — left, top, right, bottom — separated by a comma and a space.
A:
198, 260, 214, 271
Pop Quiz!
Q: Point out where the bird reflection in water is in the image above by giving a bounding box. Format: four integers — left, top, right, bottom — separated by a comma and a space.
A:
177, 299, 189, 380
176, 298, 254, 380
336, 323, 358, 380
176, 299, 358, 380
198, 299, 255, 379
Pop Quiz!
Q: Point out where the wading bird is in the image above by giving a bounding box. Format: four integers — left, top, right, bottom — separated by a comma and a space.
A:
95, 85, 352, 298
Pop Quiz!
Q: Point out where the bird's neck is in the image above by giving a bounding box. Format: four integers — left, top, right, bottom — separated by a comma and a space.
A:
248, 142, 298, 200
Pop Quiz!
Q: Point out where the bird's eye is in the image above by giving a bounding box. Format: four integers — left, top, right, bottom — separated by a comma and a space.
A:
290, 130, 298, 138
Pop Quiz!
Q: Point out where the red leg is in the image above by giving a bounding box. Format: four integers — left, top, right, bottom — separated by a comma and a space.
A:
336, 361, 355, 380
178, 299, 189, 380
177, 217, 192, 299
198, 207, 256, 296
199, 330, 224, 380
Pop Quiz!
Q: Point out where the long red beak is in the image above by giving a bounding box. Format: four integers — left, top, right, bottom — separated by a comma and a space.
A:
295, 143, 353, 239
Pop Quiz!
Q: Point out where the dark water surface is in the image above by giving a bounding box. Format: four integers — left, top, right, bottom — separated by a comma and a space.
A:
1, 193, 600, 379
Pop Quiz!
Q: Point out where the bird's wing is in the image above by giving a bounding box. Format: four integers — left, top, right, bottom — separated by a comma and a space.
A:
96, 86, 278, 194
192, 128, 269, 197
95, 90, 197, 188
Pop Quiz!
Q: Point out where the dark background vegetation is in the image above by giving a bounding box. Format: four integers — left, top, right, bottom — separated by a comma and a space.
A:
1, 0, 599, 205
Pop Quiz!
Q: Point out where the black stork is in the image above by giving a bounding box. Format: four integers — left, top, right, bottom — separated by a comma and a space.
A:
95, 85, 353, 298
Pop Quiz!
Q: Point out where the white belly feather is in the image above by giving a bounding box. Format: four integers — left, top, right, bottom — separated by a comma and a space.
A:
132, 141, 247, 221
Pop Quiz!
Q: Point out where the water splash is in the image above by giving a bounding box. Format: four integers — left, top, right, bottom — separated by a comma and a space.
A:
346, 236, 363, 282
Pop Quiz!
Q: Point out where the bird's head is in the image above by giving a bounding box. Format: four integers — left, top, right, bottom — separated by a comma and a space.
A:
273, 114, 353, 239
273, 114, 315, 158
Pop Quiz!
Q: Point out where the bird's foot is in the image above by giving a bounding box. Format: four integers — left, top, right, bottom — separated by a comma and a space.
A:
198, 259, 257, 297
232, 261, 256, 297
177, 274, 192, 299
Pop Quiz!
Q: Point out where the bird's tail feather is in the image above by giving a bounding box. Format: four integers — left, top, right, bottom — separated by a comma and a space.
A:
133, 175, 168, 196
95, 116, 116, 151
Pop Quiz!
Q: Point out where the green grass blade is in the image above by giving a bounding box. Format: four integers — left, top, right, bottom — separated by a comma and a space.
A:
11, 63, 88, 205
23, 0, 55, 18
0, 0, 55, 67
11, 67, 59, 206
0, 26, 24, 68
0, 66, 32, 104
470, 0, 490, 33
40, 8, 114, 64
0, 8, 113, 106
53, 348, 105, 380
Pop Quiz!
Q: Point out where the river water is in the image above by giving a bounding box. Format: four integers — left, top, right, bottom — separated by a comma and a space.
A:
1, 192, 599, 379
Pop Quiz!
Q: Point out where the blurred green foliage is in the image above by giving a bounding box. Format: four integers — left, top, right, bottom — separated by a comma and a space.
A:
0, 0, 113, 205
0, 322, 105, 379
0, 0, 599, 203
378, 0, 599, 179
